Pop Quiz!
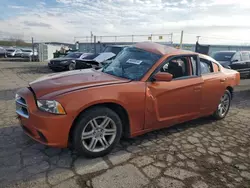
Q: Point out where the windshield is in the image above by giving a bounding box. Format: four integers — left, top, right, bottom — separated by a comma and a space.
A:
212, 52, 235, 61
103, 46, 123, 55
102, 47, 162, 80
6, 49, 15, 52
65, 52, 82, 58
82, 54, 99, 59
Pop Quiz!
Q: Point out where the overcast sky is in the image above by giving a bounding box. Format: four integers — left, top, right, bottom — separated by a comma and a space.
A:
1, 0, 250, 45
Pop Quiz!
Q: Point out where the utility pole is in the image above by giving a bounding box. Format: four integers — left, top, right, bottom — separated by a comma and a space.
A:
170, 33, 173, 45
31, 37, 34, 62
94, 36, 97, 54
90, 31, 93, 52
180, 30, 184, 49
196, 36, 201, 42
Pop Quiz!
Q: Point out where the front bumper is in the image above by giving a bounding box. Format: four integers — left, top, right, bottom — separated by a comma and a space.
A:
16, 87, 73, 148
48, 63, 68, 70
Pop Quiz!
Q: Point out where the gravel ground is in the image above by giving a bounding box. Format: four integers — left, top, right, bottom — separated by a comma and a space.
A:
0, 61, 249, 188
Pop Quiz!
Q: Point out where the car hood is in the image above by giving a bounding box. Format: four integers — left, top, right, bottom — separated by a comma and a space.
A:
29, 69, 129, 98
50, 57, 74, 61
218, 61, 231, 66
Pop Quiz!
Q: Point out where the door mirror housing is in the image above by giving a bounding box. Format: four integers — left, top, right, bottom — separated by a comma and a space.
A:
153, 72, 173, 82
224, 65, 231, 69
231, 59, 238, 63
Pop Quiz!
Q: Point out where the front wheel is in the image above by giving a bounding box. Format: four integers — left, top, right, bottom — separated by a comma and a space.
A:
212, 90, 231, 120
72, 107, 122, 158
68, 62, 76, 71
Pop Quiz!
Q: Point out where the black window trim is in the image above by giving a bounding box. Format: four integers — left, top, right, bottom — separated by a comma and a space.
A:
148, 54, 201, 82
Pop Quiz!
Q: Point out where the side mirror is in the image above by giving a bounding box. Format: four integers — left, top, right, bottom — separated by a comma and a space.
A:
153, 72, 173, 82
224, 65, 231, 69
231, 59, 238, 63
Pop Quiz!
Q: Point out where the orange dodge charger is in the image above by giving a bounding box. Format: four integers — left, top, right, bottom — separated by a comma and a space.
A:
16, 42, 240, 157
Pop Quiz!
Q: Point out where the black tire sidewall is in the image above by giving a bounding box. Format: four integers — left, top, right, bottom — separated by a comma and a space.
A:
69, 62, 76, 70
73, 107, 122, 158
213, 90, 231, 119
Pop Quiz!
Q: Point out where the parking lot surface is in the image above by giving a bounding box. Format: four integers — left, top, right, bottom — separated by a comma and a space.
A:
0, 61, 250, 188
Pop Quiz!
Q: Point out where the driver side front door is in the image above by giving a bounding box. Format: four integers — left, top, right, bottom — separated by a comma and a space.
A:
144, 55, 203, 129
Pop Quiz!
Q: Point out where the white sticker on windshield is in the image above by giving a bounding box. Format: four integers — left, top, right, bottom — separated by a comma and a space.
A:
126, 59, 142, 65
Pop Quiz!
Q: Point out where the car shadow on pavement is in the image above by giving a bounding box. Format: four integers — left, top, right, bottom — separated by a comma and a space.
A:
0, 100, 245, 188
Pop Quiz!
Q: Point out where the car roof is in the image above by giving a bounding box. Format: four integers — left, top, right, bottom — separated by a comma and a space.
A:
134, 42, 194, 56
106, 45, 128, 48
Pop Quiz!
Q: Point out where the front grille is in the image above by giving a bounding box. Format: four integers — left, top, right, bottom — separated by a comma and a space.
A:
50, 61, 60, 65
16, 96, 29, 118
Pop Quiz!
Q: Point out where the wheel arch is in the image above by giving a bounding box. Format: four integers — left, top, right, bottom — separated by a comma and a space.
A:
68, 102, 130, 146
226, 86, 234, 98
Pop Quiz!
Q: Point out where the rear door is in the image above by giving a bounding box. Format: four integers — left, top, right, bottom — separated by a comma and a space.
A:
200, 57, 225, 115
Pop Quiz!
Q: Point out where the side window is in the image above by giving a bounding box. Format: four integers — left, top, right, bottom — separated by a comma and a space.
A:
212, 62, 220, 73
160, 56, 195, 79
241, 52, 249, 61
200, 58, 213, 74
231, 52, 241, 62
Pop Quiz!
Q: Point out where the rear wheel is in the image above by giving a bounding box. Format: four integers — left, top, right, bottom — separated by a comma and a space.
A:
72, 107, 122, 158
212, 90, 231, 120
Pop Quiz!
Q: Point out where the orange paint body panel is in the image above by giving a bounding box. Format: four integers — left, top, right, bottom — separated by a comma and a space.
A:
16, 42, 240, 148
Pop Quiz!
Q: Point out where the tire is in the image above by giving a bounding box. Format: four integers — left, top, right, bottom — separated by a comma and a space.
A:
68, 62, 76, 71
212, 90, 231, 120
72, 107, 122, 158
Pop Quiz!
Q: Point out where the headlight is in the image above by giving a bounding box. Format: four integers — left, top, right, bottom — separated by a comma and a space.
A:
60, 60, 68, 64
37, 100, 66, 114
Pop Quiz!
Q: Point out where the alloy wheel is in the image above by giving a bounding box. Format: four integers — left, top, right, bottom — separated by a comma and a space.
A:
81, 116, 117, 152
218, 93, 230, 117
69, 62, 76, 70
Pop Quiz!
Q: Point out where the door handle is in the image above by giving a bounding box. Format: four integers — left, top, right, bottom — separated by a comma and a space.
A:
220, 78, 226, 83
194, 86, 202, 91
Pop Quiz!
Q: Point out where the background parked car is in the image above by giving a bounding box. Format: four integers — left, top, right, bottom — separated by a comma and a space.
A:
48, 52, 93, 71
102, 45, 127, 55
101, 45, 127, 65
0, 47, 6, 58
21, 49, 38, 60
212, 51, 250, 78
67, 52, 116, 71
5, 48, 22, 57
